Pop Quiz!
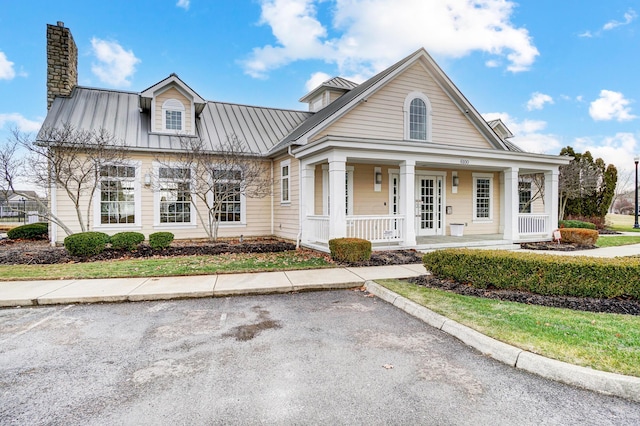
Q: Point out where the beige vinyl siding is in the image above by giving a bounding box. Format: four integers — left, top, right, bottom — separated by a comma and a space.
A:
329, 90, 344, 103
314, 164, 324, 215
273, 154, 300, 240
54, 151, 273, 244
351, 164, 391, 216
154, 87, 193, 134
317, 62, 493, 150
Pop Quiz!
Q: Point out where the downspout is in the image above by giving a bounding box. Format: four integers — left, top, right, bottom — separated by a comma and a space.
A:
289, 145, 302, 249
49, 170, 57, 247
270, 159, 274, 236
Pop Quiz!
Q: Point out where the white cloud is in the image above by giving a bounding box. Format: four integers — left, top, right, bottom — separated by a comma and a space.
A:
0, 51, 16, 80
483, 112, 561, 154
578, 31, 593, 38
0, 113, 42, 133
305, 71, 331, 92
526, 92, 554, 111
603, 9, 637, 31
589, 90, 636, 122
90, 38, 140, 87
244, 0, 539, 79
176, 0, 190, 10
573, 133, 638, 171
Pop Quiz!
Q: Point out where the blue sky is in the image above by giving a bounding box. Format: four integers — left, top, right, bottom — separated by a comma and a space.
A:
1, 0, 639, 172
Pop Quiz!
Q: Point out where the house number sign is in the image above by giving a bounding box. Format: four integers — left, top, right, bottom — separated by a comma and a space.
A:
460, 159, 470, 165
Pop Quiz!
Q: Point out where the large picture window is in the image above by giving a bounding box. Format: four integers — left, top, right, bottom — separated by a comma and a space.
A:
158, 167, 192, 224
473, 173, 493, 221
100, 165, 136, 224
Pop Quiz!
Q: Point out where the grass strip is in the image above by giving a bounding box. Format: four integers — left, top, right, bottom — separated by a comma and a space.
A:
378, 279, 640, 377
596, 235, 640, 247
0, 251, 334, 280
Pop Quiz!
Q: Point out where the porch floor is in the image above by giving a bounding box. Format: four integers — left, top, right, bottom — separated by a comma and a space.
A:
414, 234, 516, 251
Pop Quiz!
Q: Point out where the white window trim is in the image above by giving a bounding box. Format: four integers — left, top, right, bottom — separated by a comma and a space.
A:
472, 172, 494, 222
403, 91, 433, 142
149, 85, 196, 135
280, 159, 291, 204
152, 162, 197, 229
162, 98, 186, 132
388, 169, 400, 216
206, 167, 247, 227
93, 161, 142, 230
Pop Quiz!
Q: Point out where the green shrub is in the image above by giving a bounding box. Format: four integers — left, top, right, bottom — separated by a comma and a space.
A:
328, 238, 372, 263
559, 219, 596, 230
149, 232, 174, 250
64, 232, 110, 257
7, 222, 48, 240
423, 249, 640, 299
559, 228, 599, 246
109, 231, 145, 251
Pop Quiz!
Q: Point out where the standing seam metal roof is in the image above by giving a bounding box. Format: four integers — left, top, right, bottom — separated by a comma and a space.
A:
40, 87, 312, 155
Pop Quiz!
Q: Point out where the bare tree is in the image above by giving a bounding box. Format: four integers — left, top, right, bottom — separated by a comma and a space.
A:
609, 169, 633, 213
518, 173, 545, 213
155, 134, 272, 241
558, 158, 599, 220
1, 124, 129, 235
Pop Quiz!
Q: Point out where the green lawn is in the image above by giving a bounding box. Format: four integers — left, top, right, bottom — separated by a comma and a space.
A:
379, 279, 640, 377
605, 213, 640, 232
596, 235, 640, 247
0, 251, 334, 281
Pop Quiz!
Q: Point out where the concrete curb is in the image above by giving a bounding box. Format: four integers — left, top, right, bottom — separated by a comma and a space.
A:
364, 280, 640, 403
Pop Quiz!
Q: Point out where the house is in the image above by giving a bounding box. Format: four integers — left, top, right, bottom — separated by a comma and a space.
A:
41, 22, 570, 250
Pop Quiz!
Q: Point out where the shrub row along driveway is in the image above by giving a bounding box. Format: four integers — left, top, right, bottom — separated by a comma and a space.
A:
1, 291, 638, 425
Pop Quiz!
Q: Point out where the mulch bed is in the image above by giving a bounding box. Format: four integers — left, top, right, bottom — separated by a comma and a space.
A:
520, 241, 596, 251
408, 275, 640, 316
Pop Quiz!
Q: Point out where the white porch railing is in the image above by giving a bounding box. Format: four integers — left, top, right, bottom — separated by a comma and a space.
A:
306, 215, 330, 243
518, 214, 549, 235
305, 215, 405, 244
347, 215, 404, 243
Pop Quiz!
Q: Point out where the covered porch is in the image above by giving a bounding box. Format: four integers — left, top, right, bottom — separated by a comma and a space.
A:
298, 144, 560, 252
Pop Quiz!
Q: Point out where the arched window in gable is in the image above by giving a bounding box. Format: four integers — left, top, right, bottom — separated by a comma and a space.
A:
404, 92, 432, 142
162, 98, 185, 131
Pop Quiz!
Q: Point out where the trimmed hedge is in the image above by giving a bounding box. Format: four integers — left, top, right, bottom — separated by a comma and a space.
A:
149, 232, 174, 250
110, 231, 145, 251
559, 228, 598, 246
559, 219, 596, 230
422, 249, 640, 299
328, 237, 372, 263
64, 232, 110, 257
7, 222, 48, 240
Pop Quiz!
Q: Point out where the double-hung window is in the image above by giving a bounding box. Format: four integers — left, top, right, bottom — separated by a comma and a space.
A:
99, 165, 137, 225
158, 167, 192, 224
473, 173, 493, 221
212, 169, 244, 223
281, 160, 290, 203
404, 92, 432, 141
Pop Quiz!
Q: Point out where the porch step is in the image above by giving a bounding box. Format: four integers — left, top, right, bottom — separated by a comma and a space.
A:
417, 240, 521, 251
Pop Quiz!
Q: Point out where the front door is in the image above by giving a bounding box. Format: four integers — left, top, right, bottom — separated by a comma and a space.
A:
416, 176, 443, 236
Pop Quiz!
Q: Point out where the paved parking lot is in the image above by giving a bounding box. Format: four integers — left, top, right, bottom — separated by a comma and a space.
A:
1, 290, 638, 425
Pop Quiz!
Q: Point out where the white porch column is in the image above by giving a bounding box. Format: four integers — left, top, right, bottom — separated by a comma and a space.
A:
545, 169, 559, 236
300, 162, 315, 244
400, 160, 416, 246
328, 153, 347, 239
503, 167, 519, 241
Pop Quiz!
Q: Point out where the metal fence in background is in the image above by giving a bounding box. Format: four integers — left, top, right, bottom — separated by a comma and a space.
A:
0, 200, 48, 224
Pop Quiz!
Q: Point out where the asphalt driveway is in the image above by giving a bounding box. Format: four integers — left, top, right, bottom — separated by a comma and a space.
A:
1, 290, 638, 425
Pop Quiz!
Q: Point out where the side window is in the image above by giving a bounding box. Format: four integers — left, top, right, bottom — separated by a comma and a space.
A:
404, 92, 432, 141
473, 173, 493, 221
162, 99, 185, 131
519, 181, 532, 213
281, 160, 290, 203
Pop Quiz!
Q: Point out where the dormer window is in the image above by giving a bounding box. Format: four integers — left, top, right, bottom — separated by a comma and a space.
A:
162, 99, 185, 131
404, 92, 432, 142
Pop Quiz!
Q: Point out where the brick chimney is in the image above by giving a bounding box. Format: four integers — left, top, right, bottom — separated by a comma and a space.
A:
46, 21, 77, 110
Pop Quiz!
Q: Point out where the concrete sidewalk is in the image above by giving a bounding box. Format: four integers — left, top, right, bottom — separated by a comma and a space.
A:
0, 264, 427, 307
